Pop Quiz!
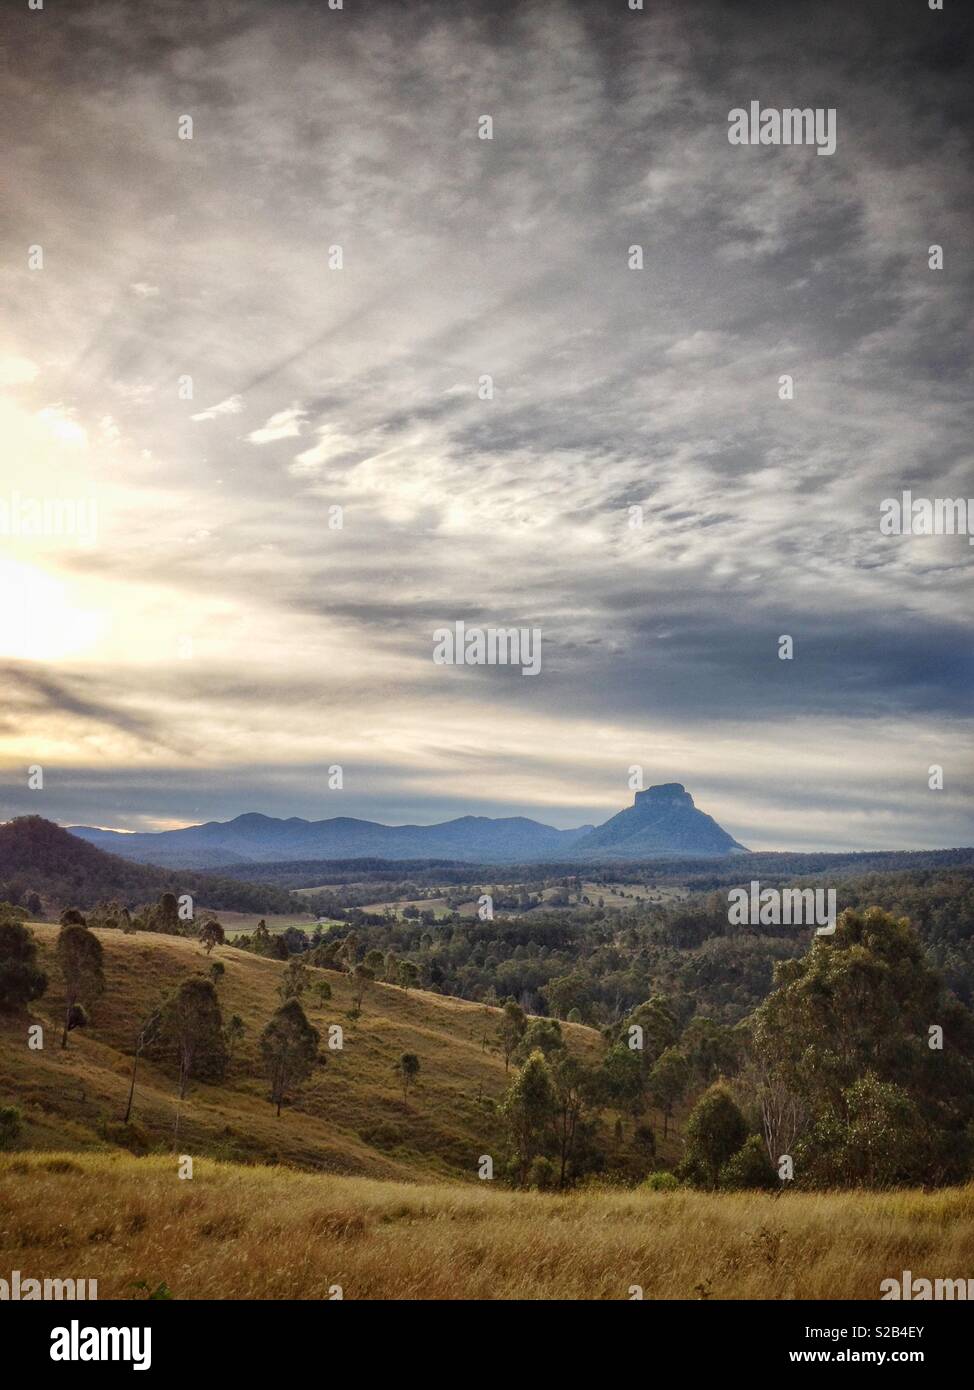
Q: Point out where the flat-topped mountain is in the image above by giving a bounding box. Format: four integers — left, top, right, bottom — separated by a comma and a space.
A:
569, 783, 748, 860
66, 783, 746, 867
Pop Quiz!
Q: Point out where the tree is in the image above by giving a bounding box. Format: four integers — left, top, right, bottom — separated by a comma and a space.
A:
501, 1050, 558, 1186
224, 1014, 246, 1063
161, 977, 227, 1097
753, 907, 942, 1106
123, 1007, 162, 1124
626, 995, 679, 1067
209, 961, 225, 986
681, 1017, 741, 1083
544, 971, 593, 1021
261, 1000, 320, 1116
364, 949, 385, 975
0, 921, 47, 1012
398, 960, 419, 991
681, 1083, 748, 1190
88, 900, 129, 932
798, 1073, 937, 1188
56, 921, 104, 1048
314, 979, 332, 1006
754, 1059, 805, 1171
648, 1047, 690, 1139
340, 932, 359, 971
513, 1017, 564, 1065
151, 893, 182, 936
351, 963, 373, 1012
497, 1000, 527, 1072
395, 1051, 420, 1101
601, 1043, 645, 1127
550, 1052, 601, 1187
751, 906, 974, 1186
279, 957, 309, 1001
199, 919, 225, 955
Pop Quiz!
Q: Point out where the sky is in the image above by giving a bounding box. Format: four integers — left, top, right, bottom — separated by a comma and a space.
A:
0, 0, 971, 851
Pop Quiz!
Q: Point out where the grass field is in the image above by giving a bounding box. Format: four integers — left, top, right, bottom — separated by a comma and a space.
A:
4, 925, 974, 1301
2, 1151, 972, 1299
203, 909, 324, 938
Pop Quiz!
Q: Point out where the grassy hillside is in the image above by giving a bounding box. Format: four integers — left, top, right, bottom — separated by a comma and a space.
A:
2, 1150, 972, 1299
0, 923, 616, 1182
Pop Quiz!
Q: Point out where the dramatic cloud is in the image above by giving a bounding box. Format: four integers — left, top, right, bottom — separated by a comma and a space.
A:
0, 0, 971, 848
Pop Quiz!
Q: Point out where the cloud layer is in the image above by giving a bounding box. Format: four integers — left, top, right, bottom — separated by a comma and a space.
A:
1, 0, 971, 848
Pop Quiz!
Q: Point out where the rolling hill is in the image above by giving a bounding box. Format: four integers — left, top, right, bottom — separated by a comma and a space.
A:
0, 816, 298, 914
0, 922, 610, 1182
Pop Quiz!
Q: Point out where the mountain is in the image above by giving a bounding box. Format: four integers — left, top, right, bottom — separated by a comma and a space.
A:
568, 783, 748, 860
0, 816, 297, 913
66, 784, 745, 867
68, 811, 597, 869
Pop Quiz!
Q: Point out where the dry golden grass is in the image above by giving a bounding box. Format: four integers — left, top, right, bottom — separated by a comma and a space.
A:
2, 1151, 972, 1300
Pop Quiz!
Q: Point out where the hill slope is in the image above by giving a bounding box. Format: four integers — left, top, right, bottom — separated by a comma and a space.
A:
0, 923, 605, 1182
0, 816, 297, 913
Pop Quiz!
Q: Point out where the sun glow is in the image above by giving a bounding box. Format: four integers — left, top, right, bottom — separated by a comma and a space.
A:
0, 556, 105, 661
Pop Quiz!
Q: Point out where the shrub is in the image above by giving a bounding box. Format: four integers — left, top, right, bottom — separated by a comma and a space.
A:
720, 1134, 779, 1190
641, 1170, 680, 1192
528, 1155, 557, 1191
0, 922, 47, 1012
100, 1120, 151, 1156
0, 1105, 23, 1149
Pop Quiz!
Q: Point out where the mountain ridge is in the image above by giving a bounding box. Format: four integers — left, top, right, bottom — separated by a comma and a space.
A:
66, 782, 747, 868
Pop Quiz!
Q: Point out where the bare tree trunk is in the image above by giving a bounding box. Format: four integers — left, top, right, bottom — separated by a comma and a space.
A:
759, 1066, 804, 1167
124, 1051, 139, 1124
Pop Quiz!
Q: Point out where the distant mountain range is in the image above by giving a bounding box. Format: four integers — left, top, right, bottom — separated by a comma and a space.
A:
67, 783, 748, 868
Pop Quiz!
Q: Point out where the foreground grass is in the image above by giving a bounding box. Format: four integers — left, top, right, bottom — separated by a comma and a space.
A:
2, 1152, 972, 1300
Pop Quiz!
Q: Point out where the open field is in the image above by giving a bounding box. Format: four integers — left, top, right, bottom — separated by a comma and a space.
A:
2, 1151, 972, 1300
314, 881, 692, 921
202, 909, 322, 938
